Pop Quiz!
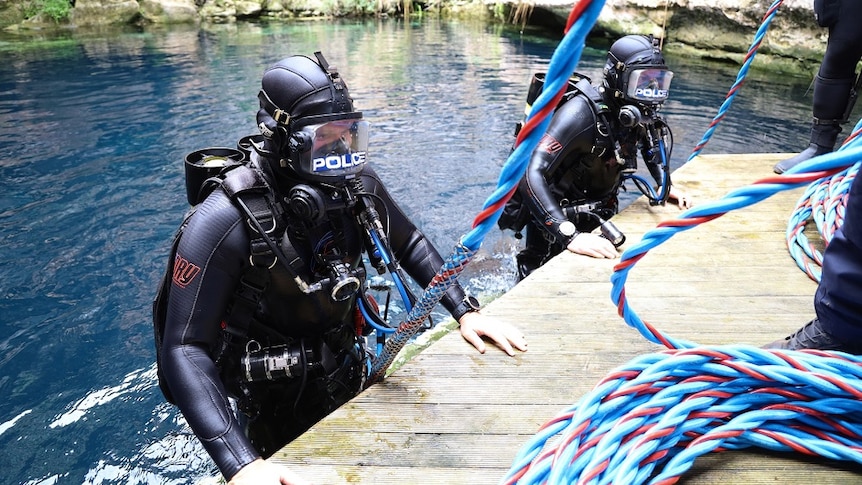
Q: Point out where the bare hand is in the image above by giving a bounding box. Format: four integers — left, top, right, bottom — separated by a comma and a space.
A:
458, 311, 527, 356
228, 459, 309, 485
566, 232, 619, 259
667, 186, 692, 209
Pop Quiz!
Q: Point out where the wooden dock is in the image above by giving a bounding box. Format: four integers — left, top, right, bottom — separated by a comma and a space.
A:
270, 154, 862, 484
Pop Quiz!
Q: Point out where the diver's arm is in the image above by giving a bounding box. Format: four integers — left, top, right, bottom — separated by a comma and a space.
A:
358, 166, 466, 316
160, 192, 261, 479
521, 97, 597, 246
359, 167, 526, 355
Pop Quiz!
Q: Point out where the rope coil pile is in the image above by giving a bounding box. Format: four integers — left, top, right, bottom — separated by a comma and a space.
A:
785, 127, 861, 282
502, 346, 862, 485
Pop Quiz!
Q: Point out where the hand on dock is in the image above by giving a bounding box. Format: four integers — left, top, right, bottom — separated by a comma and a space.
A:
668, 186, 692, 209
566, 232, 620, 259
458, 311, 528, 357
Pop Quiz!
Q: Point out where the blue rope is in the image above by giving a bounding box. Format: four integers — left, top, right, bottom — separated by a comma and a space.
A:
367, 0, 607, 382
502, 146, 862, 484
686, 0, 783, 162
785, 122, 861, 281
369, 242, 474, 381
462, 0, 605, 251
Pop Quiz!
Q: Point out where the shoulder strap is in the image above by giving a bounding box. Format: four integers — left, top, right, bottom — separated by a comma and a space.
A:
216, 166, 282, 356
568, 78, 618, 161
216, 165, 317, 355
222, 165, 281, 268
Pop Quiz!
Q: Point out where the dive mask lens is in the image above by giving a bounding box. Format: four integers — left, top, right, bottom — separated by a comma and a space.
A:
625, 68, 673, 104
294, 117, 370, 181
308, 119, 369, 161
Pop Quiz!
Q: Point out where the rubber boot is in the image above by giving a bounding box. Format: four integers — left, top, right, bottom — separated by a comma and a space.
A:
773, 74, 853, 174
773, 121, 843, 174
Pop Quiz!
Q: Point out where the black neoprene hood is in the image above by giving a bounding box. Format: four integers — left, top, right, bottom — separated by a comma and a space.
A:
257, 54, 354, 131
603, 35, 668, 103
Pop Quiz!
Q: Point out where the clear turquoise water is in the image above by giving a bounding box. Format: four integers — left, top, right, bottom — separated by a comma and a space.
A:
0, 18, 836, 484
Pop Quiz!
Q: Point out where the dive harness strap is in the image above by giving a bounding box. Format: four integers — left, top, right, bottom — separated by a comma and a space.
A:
573, 77, 617, 157
213, 166, 278, 359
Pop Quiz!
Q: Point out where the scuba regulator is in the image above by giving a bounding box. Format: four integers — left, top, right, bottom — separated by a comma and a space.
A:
619, 105, 674, 207
285, 182, 363, 302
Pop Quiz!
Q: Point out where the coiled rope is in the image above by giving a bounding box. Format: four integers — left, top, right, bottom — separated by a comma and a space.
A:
500, 144, 862, 485
785, 126, 861, 282
497, 1, 862, 484
680, 0, 859, 283
503, 110, 862, 483
369, 0, 605, 383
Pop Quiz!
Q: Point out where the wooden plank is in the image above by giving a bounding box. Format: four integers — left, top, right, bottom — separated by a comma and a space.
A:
270, 153, 861, 483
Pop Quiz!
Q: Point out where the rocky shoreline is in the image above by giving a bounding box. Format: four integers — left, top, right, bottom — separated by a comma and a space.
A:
1, 0, 827, 75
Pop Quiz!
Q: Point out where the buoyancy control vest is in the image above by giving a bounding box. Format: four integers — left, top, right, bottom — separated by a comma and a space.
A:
497, 72, 617, 236
152, 146, 289, 404
153, 140, 418, 404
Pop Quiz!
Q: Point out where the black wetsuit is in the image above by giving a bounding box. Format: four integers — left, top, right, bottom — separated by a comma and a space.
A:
815, 172, 862, 345
160, 154, 469, 479
516, 92, 649, 278
818, 0, 862, 83
784, 0, 862, 328
812, 0, 862, 330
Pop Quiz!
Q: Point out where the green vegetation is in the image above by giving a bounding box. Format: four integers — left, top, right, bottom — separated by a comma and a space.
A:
23, 0, 72, 22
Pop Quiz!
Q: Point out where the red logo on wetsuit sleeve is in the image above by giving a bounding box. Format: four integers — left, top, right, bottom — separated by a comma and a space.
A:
172, 254, 201, 288
538, 133, 563, 155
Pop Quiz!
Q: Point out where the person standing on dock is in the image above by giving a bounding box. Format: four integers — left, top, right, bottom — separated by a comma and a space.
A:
773, 0, 862, 174
766, 172, 862, 352
498, 34, 690, 280
153, 52, 527, 485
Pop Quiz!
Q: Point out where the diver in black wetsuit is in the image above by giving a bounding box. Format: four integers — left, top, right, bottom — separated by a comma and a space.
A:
773, 0, 862, 174
499, 35, 690, 280
157, 53, 527, 485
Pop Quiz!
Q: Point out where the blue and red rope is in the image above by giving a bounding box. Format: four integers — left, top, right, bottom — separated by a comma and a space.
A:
785, 125, 861, 281
369, 0, 606, 382
685, 0, 784, 162
498, 0, 862, 484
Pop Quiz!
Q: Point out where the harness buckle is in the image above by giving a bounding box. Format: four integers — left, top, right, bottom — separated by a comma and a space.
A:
273, 108, 290, 125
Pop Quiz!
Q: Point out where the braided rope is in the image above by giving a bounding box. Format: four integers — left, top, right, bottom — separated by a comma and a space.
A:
611, 154, 853, 340
785, 126, 861, 281
504, 146, 862, 485
503, 347, 862, 485
367, 0, 606, 382
685, 0, 783, 162
369, 243, 475, 382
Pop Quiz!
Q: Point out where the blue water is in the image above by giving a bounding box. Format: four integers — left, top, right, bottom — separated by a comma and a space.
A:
0, 18, 834, 484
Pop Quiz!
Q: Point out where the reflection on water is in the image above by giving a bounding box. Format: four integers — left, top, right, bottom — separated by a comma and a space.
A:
0, 18, 848, 484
